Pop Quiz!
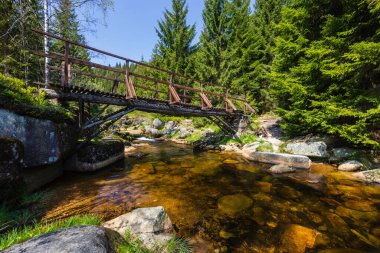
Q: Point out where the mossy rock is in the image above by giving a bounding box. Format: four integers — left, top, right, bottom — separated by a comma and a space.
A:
77, 139, 124, 163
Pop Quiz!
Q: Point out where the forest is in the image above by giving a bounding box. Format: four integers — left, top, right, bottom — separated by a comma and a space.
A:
1, 0, 379, 149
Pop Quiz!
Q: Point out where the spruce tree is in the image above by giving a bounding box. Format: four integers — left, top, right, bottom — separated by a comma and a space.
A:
196, 0, 229, 85
250, 0, 283, 112
153, 0, 197, 75
271, 0, 380, 148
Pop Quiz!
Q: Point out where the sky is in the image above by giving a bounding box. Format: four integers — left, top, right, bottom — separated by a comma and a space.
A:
83, 0, 204, 66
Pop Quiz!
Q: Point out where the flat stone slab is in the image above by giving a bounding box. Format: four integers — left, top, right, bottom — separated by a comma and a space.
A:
243, 151, 311, 169
2, 225, 120, 253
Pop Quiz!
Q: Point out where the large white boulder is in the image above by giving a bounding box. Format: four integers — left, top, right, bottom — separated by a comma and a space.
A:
103, 206, 173, 249
286, 141, 328, 158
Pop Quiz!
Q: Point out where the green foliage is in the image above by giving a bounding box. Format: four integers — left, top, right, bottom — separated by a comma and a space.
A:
0, 214, 101, 251
116, 230, 191, 253
0, 74, 73, 123
256, 142, 274, 152
153, 0, 197, 75
271, 0, 380, 149
239, 133, 258, 144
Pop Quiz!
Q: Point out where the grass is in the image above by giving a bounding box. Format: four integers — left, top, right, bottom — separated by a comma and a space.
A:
0, 214, 101, 251
0, 74, 73, 123
117, 230, 191, 253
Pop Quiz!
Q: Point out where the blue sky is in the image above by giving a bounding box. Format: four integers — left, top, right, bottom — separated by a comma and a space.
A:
83, 0, 204, 65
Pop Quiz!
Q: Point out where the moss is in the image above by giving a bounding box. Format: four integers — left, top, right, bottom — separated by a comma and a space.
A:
0, 74, 73, 124
256, 142, 274, 152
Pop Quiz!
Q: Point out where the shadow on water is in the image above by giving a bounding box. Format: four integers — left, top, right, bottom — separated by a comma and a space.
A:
39, 140, 380, 252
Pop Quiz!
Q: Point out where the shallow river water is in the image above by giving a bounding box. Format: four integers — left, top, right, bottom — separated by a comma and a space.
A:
40, 140, 380, 252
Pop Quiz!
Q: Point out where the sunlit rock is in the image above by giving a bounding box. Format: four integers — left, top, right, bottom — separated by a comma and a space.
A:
338, 160, 363, 172
280, 224, 321, 253
352, 169, 380, 184
243, 151, 311, 169
103, 206, 173, 249
286, 141, 328, 157
217, 194, 253, 215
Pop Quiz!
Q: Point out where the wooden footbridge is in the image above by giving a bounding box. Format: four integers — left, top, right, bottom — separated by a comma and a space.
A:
32, 30, 255, 141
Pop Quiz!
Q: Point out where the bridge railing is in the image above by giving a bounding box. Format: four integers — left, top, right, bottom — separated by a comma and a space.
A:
31, 29, 255, 114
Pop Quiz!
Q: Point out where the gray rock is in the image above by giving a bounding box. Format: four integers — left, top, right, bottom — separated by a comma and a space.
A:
0, 109, 77, 167
286, 141, 328, 157
352, 169, 380, 184
152, 118, 163, 129
181, 119, 193, 127
103, 206, 173, 249
338, 160, 363, 172
2, 225, 122, 253
332, 148, 358, 158
268, 164, 296, 174
179, 128, 191, 139
145, 128, 160, 138
201, 128, 215, 138
243, 151, 311, 169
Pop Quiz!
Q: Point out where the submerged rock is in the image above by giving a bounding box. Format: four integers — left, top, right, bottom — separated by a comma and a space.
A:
286, 141, 328, 158
103, 206, 173, 249
242, 151, 311, 169
352, 169, 380, 184
217, 194, 253, 215
2, 225, 122, 253
280, 224, 321, 253
338, 160, 363, 172
268, 164, 296, 174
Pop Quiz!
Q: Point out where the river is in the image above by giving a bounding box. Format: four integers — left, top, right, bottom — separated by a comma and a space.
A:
39, 140, 380, 252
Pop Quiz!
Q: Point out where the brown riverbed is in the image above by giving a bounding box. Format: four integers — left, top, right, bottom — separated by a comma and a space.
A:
39, 140, 380, 252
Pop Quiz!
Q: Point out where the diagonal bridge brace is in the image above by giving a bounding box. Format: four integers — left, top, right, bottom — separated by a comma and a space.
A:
78, 106, 135, 150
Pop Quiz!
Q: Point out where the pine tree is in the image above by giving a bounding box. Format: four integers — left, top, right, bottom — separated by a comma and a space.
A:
50, 0, 89, 60
153, 0, 197, 75
196, 0, 229, 85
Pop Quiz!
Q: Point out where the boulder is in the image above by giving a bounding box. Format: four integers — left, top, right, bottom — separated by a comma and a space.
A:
280, 224, 321, 253
103, 206, 173, 249
2, 225, 122, 253
0, 109, 77, 167
338, 160, 363, 172
242, 151, 311, 169
0, 138, 25, 202
162, 121, 177, 135
145, 127, 161, 138
286, 141, 328, 157
178, 128, 191, 139
332, 148, 358, 159
268, 164, 296, 174
152, 119, 163, 129
352, 169, 380, 184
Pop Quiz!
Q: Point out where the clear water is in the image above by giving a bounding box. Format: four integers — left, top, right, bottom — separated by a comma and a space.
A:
40, 140, 380, 252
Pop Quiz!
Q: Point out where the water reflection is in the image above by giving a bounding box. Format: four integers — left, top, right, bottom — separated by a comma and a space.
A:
41, 140, 380, 252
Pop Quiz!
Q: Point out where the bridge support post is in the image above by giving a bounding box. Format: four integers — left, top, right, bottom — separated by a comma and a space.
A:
168, 73, 181, 104
125, 60, 137, 99
78, 99, 84, 128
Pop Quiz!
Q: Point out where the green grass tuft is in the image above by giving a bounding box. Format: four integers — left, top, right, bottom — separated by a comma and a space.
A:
0, 214, 101, 251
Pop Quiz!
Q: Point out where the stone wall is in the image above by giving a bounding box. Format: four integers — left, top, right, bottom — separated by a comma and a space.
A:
0, 109, 77, 167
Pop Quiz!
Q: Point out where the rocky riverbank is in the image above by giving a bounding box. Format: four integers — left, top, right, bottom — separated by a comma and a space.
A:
120, 113, 380, 185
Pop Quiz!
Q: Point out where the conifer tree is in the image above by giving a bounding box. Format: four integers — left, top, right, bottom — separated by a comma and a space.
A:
249, 0, 283, 111
153, 0, 197, 75
271, 0, 380, 148
196, 0, 229, 84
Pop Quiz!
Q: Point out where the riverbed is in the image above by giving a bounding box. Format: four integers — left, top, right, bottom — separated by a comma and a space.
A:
39, 140, 380, 252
